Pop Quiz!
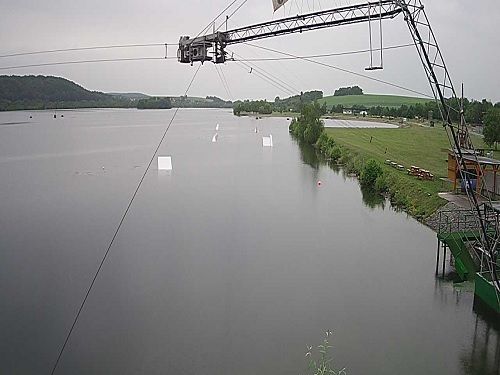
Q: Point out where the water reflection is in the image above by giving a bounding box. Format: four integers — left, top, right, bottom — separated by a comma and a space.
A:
432, 279, 500, 375
360, 186, 386, 210
460, 301, 500, 375
295, 138, 386, 210
296, 139, 320, 169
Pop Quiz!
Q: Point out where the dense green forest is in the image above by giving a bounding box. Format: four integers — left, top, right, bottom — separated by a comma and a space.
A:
171, 95, 232, 108
137, 97, 172, 109
0, 75, 132, 111
0, 75, 233, 111
334, 85, 363, 96
233, 85, 500, 128
233, 90, 324, 115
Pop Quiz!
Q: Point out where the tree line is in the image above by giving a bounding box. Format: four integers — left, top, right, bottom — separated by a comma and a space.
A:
233, 90, 325, 115
0, 76, 234, 111
329, 97, 500, 125
334, 85, 363, 96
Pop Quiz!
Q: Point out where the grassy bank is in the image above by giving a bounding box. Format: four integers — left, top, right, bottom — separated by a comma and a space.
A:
321, 124, 487, 219
318, 94, 431, 108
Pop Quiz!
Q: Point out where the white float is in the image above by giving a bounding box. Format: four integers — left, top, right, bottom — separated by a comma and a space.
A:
212, 133, 218, 143
262, 134, 273, 147
158, 156, 173, 170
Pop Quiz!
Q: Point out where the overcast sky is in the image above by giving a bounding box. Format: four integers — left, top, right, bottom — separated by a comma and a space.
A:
1, 0, 499, 102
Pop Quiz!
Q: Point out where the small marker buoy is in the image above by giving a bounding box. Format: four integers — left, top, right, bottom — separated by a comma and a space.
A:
317, 180, 322, 187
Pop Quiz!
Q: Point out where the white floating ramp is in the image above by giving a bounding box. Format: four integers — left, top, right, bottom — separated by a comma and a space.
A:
262, 134, 273, 147
158, 156, 173, 170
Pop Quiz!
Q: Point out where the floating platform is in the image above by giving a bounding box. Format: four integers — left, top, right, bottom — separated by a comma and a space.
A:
475, 272, 500, 314
437, 228, 500, 315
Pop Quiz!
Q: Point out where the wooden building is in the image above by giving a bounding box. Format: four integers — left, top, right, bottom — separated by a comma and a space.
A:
448, 149, 500, 198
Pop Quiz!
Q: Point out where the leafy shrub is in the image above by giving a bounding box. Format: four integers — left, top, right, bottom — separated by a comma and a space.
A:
374, 173, 388, 192
360, 159, 383, 187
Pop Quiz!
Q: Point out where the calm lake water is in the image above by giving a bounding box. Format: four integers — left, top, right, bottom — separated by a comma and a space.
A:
0, 109, 498, 375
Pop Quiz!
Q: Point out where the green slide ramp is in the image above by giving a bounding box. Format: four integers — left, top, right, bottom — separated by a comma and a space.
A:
437, 231, 477, 281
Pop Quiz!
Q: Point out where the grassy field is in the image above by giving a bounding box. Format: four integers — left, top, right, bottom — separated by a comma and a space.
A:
324, 124, 487, 218
318, 94, 432, 108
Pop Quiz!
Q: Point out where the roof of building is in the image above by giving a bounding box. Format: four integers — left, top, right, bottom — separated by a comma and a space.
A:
462, 154, 500, 166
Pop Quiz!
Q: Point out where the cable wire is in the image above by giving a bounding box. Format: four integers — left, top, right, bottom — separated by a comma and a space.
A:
0, 43, 175, 59
192, 0, 240, 40
0, 57, 174, 71
49, 63, 202, 375
214, 0, 250, 33
233, 60, 294, 95
234, 43, 414, 61
218, 65, 233, 99
234, 59, 296, 96
244, 42, 433, 98
231, 51, 300, 94
214, 64, 232, 100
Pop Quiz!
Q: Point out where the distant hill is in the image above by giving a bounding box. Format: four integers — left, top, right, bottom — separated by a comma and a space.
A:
0, 75, 232, 111
0, 75, 132, 111
108, 92, 150, 100
318, 94, 431, 109
170, 95, 232, 108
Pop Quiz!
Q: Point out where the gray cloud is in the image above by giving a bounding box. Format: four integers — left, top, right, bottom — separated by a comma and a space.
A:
1, 0, 499, 102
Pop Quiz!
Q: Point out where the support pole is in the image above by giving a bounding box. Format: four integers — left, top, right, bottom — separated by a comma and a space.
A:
436, 239, 441, 276
443, 244, 447, 277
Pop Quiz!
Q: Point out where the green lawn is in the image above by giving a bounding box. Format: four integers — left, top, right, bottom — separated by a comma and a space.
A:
318, 94, 432, 108
325, 124, 487, 218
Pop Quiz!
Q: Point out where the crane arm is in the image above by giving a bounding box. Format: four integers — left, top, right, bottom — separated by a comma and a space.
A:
177, 0, 402, 64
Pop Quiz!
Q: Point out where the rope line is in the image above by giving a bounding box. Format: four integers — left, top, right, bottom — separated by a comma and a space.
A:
0, 57, 175, 71
233, 43, 414, 61
49, 64, 202, 375
0, 43, 175, 59
243, 42, 433, 98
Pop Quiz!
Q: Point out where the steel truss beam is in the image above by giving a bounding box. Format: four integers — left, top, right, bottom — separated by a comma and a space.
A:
397, 0, 499, 295
177, 1, 402, 64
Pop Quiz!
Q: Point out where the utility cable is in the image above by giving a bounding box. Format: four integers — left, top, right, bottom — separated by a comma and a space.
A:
214, 0, 250, 33
0, 42, 175, 59
234, 59, 296, 96
233, 60, 294, 95
218, 65, 233, 99
0, 57, 174, 71
236, 43, 414, 61
193, 0, 240, 40
49, 64, 202, 375
244, 42, 433, 98
214, 64, 232, 100
231, 51, 299, 94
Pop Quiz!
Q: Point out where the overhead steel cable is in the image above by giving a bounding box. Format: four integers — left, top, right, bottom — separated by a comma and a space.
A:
233, 43, 414, 61
214, 0, 250, 33
233, 60, 295, 96
49, 64, 203, 375
234, 59, 297, 96
218, 65, 233, 99
244, 42, 433, 98
214, 64, 232, 100
0, 42, 175, 59
0, 56, 175, 71
231, 51, 300, 94
191, 0, 240, 41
